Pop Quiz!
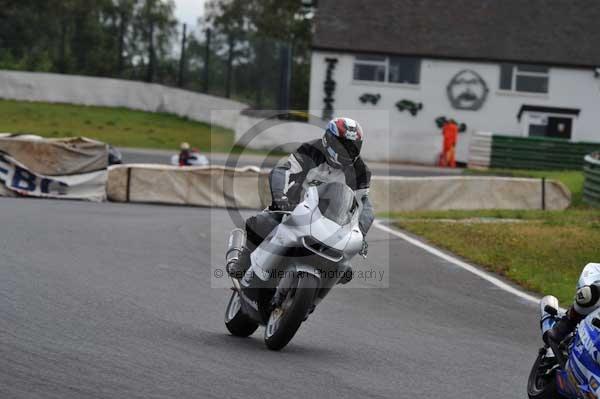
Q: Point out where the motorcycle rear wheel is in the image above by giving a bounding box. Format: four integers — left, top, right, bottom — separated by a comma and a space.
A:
264, 273, 319, 351
527, 349, 563, 399
225, 290, 259, 337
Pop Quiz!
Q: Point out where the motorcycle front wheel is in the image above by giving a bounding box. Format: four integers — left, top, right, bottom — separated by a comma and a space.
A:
225, 290, 259, 337
527, 348, 563, 399
264, 273, 319, 351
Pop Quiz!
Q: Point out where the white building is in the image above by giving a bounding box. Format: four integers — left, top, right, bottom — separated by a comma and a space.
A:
308, 0, 600, 164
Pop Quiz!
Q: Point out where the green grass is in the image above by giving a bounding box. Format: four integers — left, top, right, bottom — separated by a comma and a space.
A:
390, 168, 599, 304
388, 209, 598, 225
395, 217, 600, 304
0, 99, 234, 151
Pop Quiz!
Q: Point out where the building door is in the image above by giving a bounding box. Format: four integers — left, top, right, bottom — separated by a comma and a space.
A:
546, 117, 572, 139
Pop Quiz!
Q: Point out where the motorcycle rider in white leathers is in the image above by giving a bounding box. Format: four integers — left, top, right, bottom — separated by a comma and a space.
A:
544, 263, 600, 344
226, 117, 374, 288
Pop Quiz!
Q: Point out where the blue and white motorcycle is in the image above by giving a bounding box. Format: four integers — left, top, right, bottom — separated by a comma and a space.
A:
529, 296, 600, 399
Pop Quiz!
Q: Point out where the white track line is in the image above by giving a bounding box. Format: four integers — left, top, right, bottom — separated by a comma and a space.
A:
374, 220, 539, 304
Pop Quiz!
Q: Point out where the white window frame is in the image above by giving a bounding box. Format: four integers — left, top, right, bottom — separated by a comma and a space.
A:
501, 64, 550, 94
353, 55, 420, 86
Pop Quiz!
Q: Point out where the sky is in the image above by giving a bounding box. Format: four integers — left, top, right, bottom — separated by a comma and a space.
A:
173, 0, 206, 31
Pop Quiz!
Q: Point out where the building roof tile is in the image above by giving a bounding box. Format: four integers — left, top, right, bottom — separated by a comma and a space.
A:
313, 0, 600, 68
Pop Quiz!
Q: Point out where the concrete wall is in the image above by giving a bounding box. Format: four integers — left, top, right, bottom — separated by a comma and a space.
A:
309, 51, 600, 164
0, 70, 248, 130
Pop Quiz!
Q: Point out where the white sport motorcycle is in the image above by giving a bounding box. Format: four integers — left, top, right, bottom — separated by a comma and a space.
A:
224, 181, 366, 350
170, 151, 209, 166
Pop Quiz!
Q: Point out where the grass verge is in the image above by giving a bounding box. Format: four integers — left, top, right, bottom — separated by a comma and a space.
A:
0, 99, 234, 151
389, 169, 599, 304
394, 215, 600, 304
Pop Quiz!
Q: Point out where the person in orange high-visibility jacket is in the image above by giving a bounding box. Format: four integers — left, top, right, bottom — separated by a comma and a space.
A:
440, 120, 458, 167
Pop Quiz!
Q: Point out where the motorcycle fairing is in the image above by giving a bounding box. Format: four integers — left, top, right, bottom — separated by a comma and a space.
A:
556, 368, 585, 399
559, 314, 600, 398
250, 183, 362, 282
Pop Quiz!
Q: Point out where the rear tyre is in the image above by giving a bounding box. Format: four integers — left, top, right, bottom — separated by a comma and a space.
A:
527, 349, 563, 399
264, 273, 319, 351
225, 290, 259, 337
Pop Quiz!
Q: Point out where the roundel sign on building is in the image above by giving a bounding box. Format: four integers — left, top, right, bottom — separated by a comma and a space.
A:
446, 69, 489, 111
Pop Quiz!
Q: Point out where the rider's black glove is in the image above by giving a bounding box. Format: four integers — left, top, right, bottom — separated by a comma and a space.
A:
544, 315, 577, 345
270, 194, 293, 211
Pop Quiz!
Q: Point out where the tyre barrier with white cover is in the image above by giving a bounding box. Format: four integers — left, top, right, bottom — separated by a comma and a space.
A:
0, 134, 108, 201
468, 132, 492, 169
583, 153, 600, 207
106, 164, 571, 211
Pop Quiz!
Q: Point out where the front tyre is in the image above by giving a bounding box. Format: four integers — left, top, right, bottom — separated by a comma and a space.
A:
264, 273, 319, 351
225, 290, 259, 337
527, 349, 563, 399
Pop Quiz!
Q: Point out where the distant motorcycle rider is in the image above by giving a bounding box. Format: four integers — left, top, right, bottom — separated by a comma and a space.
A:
227, 117, 375, 286
179, 142, 192, 166
545, 262, 600, 344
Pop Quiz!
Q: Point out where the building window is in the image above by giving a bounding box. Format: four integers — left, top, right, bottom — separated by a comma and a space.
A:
500, 64, 549, 94
353, 55, 386, 82
518, 105, 580, 140
354, 55, 420, 84
527, 115, 573, 139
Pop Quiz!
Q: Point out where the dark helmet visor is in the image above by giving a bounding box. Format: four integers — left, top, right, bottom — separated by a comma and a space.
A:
327, 131, 362, 165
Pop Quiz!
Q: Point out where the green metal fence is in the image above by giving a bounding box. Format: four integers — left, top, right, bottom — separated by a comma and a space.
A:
583, 153, 600, 207
490, 135, 600, 170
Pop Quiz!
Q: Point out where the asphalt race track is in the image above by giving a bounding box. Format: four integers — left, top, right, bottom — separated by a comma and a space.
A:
1, 198, 539, 398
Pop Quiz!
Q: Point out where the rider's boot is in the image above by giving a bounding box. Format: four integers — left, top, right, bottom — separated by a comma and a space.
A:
240, 266, 269, 304
227, 247, 251, 279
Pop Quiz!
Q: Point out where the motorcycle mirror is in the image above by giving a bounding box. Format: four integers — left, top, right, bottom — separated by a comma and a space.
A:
544, 305, 558, 316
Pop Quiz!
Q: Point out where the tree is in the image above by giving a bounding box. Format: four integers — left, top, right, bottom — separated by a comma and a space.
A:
115, 0, 138, 76
133, 0, 177, 83
0, 0, 313, 106
205, 0, 252, 98
202, 0, 313, 108
0, 0, 178, 82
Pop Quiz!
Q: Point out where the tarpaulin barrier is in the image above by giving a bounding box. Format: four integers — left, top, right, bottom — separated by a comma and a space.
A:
107, 164, 571, 211
0, 134, 108, 175
370, 176, 570, 212
0, 134, 108, 201
107, 164, 270, 209
0, 152, 107, 201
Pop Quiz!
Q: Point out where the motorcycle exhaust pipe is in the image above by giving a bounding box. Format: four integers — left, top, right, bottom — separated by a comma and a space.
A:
226, 228, 247, 272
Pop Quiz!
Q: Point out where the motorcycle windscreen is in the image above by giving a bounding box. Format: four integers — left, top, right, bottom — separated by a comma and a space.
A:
316, 182, 358, 226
